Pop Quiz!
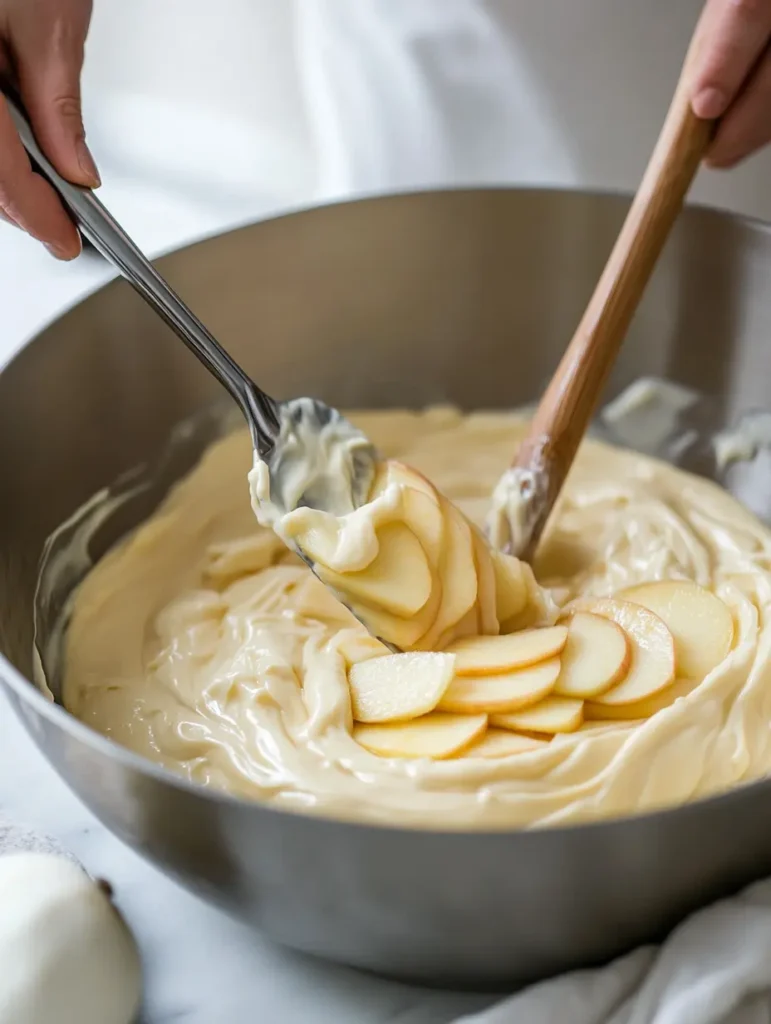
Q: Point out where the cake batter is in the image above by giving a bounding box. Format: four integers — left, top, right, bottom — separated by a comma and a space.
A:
62, 409, 771, 828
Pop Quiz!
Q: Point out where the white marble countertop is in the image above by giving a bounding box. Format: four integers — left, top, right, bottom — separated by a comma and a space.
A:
0, 188, 496, 1024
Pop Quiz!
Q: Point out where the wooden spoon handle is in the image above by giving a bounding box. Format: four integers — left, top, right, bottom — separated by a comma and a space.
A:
512, 36, 716, 562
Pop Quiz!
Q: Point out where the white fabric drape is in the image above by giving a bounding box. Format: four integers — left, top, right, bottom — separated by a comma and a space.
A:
459, 879, 771, 1024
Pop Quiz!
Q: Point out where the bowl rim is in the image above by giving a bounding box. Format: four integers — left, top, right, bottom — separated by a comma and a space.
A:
5, 180, 771, 377
4, 182, 771, 841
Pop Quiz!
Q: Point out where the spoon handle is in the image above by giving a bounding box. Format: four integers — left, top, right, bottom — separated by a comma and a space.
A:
4, 88, 279, 452
511, 34, 716, 561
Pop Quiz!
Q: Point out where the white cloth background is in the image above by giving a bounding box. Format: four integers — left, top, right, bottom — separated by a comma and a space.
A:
296, 0, 771, 219
11, 2, 771, 1021
83, 0, 771, 220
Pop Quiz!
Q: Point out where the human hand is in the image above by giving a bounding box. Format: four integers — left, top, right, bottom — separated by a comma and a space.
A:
0, 0, 96, 259
691, 0, 771, 168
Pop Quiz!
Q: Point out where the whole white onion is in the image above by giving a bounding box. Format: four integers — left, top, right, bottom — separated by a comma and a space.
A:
0, 853, 142, 1024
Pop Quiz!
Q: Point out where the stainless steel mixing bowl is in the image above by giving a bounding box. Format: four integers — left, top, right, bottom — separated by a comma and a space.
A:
3, 188, 771, 989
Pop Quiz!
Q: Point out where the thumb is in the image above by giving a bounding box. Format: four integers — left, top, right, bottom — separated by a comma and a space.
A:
15, 21, 99, 188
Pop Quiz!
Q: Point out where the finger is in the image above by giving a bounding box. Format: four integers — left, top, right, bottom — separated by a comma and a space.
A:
707, 43, 771, 165
691, 0, 771, 119
0, 96, 81, 258
0, 43, 22, 232
13, 9, 99, 188
0, 208, 20, 230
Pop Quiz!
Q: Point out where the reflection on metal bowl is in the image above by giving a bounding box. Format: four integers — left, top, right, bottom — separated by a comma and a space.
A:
2, 189, 771, 988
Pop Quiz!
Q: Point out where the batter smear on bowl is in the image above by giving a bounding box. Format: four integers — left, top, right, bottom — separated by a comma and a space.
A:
62, 408, 771, 828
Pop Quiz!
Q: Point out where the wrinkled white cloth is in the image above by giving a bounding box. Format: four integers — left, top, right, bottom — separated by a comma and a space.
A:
294, 0, 574, 198
457, 879, 771, 1024
294, 0, 771, 219
84, 0, 771, 220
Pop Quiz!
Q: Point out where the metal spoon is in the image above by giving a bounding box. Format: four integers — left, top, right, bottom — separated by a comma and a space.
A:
5, 88, 394, 652
4, 88, 377, 521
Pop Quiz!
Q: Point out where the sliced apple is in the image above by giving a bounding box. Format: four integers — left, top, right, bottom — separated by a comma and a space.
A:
471, 527, 499, 636
492, 696, 584, 735
438, 657, 561, 714
336, 631, 391, 665
349, 652, 456, 723
491, 550, 529, 625
620, 580, 734, 680
381, 461, 445, 567
577, 720, 637, 733
386, 460, 440, 502
403, 488, 445, 568
293, 519, 363, 573
573, 598, 675, 706
434, 607, 478, 652
553, 611, 630, 698
355, 572, 443, 650
353, 712, 487, 759
317, 521, 432, 618
289, 573, 361, 628
412, 496, 478, 650
462, 728, 549, 759
586, 676, 700, 721
369, 464, 441, 565
445, 626, 568, 676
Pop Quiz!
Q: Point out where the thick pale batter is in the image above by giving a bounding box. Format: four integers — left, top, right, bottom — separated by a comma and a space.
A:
62, 409, 771, 828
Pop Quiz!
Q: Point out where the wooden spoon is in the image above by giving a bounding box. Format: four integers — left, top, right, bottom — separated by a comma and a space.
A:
500, 27, 716, 563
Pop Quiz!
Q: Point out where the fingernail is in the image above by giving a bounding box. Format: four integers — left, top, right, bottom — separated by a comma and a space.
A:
76, 139, 101, 188
44, 241, 74, 261
693, 86, 727, 120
